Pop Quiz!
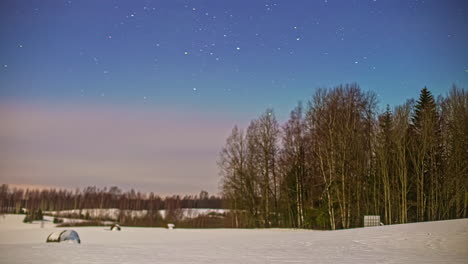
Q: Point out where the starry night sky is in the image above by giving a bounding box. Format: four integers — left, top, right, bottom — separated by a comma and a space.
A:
1, 0, 467, 194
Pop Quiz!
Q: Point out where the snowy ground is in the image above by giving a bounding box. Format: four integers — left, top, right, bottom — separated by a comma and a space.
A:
0, 214, 467, 264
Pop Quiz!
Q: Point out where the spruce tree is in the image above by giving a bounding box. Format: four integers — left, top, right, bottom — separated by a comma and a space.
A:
410, 87, 441, 221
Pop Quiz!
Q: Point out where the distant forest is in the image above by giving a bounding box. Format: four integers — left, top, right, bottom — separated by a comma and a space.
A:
0, 185, 229, 227
0, 186, 223, 213
219, 84, 467, 229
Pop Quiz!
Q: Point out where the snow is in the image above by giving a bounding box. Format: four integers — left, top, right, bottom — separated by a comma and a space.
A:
45, 208, 143, 220
159, 208, 228, 219
0, 214, 467, 263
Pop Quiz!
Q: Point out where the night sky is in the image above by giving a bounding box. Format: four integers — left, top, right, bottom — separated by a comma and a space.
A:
1, 0, 467, 194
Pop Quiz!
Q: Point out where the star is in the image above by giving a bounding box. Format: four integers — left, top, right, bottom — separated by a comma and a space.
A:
184, 51, 189, 55
236, 47, 240, 50
296, 37, 301, 41
3, 64, 7, 68
193, 87, 197, 91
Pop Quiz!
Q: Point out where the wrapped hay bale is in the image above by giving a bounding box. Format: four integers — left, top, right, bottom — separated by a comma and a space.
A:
46, 230, 81, 244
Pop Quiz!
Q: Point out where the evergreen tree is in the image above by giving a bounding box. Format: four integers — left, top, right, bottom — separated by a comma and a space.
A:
410, 87, 442, 221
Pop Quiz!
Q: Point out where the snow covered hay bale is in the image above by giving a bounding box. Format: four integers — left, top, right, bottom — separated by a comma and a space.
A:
46, 230, 81, 244
110, 224, 121, 231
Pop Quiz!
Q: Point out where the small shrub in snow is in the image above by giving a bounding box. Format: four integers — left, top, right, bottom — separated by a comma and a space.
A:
23, 215, 31, 223
23, 210, 44, 223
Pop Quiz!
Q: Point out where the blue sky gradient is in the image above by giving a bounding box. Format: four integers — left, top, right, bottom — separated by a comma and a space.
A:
0, 0, 467, 193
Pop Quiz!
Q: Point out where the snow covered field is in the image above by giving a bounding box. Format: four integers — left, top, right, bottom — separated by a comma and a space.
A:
0, 214, 467, 264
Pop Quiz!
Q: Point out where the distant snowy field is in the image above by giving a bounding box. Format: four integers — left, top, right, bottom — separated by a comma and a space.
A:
0, 214, 467, 264
45, 208, 228, 220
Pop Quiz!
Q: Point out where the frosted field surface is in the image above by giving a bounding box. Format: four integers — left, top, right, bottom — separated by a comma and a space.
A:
0, 214, 467, 264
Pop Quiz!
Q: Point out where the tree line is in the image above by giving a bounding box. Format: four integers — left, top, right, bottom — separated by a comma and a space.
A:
219, 84, 467, 229
0, 185, 224, 215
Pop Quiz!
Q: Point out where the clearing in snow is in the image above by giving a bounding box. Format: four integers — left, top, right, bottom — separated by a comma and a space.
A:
0, 214, 467, 263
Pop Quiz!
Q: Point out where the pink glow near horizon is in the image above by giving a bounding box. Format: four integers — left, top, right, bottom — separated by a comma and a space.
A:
0, 103, 243, 195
